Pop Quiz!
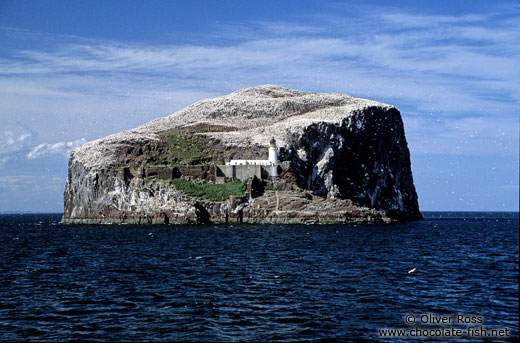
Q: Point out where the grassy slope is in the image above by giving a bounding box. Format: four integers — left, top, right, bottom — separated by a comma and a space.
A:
171, 178, 246, 201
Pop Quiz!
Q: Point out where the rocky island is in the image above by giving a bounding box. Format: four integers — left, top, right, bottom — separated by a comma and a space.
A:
62, 85, 422, 225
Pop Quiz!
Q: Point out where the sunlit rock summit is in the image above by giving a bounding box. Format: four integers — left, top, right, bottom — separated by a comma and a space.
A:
62, 85, 422, 224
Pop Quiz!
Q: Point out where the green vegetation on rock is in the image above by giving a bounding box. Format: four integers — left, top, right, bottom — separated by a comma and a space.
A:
171, 178, 246, 201
162, 132, 222, 164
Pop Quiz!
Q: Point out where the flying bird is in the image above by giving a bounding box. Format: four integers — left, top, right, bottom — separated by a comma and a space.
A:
408, 268, 416, 274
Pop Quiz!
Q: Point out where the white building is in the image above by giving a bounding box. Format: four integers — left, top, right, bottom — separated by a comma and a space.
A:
226, 138, 278, 166
225, 160, 272, 166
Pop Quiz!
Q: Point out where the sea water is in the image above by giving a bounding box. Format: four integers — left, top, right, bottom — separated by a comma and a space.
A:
0, 212, 518, 342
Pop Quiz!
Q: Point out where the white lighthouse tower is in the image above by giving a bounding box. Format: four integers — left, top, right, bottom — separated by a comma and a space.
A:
268, 137, 278, 177
268, 137, 278, 165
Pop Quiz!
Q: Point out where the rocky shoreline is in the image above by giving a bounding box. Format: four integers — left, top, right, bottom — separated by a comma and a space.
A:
62, 188, 392, 225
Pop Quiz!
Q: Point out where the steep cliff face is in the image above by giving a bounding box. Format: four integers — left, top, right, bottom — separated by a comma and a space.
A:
62, 85, 422, 224
281, 107, 421, 220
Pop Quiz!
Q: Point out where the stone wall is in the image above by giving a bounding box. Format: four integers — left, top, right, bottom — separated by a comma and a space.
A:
216, 164, 265, 181
145, 167, 174, 179
176, 165, 216, 181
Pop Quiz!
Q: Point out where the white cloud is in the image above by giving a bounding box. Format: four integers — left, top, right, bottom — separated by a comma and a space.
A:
0, 127, 34, 167
0, 130, 33, 154
376, 12, 486, 28
1, 9, 517, 116
27, 138, 86, 159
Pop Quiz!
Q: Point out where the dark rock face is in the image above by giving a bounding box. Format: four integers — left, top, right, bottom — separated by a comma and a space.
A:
62, 85, 422, 224
282, 107, 422, 221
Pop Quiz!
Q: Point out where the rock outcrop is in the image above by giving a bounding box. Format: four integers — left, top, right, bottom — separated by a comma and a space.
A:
62, 85, 422, 224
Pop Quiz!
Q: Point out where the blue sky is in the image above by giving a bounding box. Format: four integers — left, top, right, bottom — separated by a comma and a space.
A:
0, 0, 518, 212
